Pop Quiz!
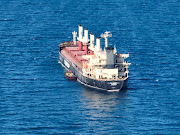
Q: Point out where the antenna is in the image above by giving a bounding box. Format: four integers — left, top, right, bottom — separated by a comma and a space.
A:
100, 31, 112, 47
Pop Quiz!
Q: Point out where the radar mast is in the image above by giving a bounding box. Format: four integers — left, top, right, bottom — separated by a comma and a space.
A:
100, 31, 112, 47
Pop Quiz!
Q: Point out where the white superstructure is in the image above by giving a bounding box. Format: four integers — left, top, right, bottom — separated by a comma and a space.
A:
73, 25, 131, 81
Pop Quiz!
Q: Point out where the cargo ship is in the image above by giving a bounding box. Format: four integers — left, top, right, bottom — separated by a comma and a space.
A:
59, 25, 131, 91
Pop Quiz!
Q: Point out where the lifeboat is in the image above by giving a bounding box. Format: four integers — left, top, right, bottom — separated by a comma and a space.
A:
65, 70, 77, 80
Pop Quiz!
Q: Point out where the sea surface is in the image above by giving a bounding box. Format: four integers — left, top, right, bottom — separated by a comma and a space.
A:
0, 0, 179, 134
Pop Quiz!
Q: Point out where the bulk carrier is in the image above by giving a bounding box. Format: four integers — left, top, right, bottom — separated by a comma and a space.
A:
59, 25, 131, 91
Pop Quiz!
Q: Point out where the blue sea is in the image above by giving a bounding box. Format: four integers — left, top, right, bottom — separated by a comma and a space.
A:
0, 0, 179, 134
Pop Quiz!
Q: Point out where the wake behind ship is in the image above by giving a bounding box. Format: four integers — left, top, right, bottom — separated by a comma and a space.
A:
59, 25, 131, 91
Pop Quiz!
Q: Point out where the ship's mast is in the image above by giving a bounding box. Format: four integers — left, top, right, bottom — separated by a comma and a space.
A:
100, 31, 112, 48
72, 31, 77, 45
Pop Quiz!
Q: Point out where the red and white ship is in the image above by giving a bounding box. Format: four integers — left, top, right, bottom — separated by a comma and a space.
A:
59, 25, 131, 91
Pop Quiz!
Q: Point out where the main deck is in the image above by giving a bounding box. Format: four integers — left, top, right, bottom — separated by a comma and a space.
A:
60, 41, 88, 70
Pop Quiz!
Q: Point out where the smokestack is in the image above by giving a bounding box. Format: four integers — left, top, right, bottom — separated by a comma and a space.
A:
96, 37, 101, 51
105, 46, 115, 68
90, 33, 94, 48
78, 24, 83, 42
84, 29, 89, 43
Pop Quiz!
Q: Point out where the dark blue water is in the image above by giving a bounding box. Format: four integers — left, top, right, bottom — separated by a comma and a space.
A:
0, 0, 179, 134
